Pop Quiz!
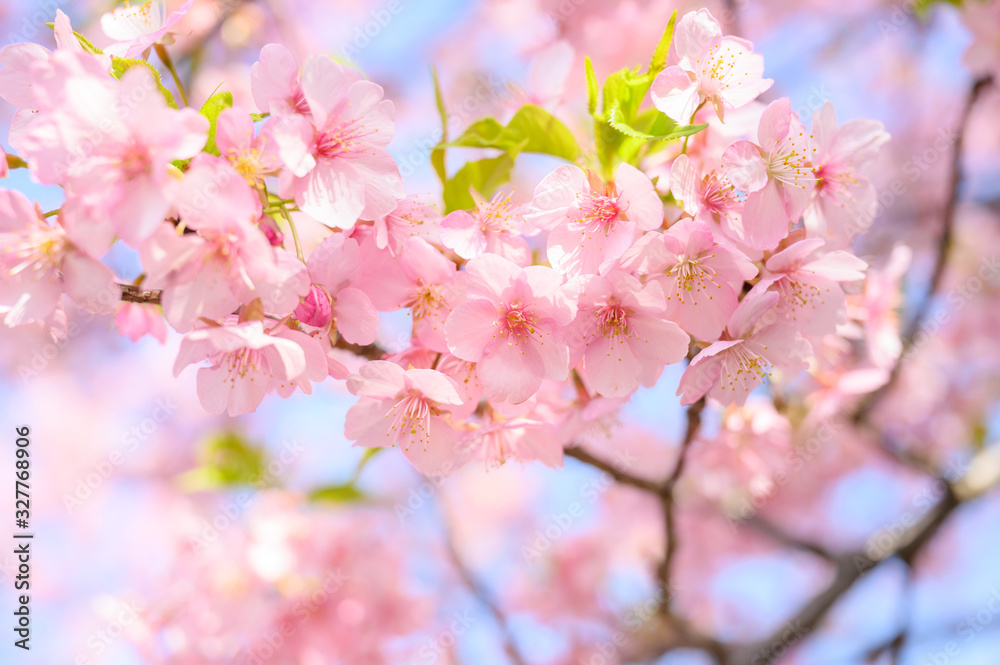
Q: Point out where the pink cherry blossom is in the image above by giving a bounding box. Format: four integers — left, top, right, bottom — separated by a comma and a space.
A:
670, 154, 743, 242
439, 189, 532, 266
101, 0, 194, 58
142, 157, 306, 330
173, 319, 323, 416
722, 97, 815, 250
0, 189, 118, 327
620, 219, 757, 341
570, 271, 689, 397
362, 236, 460, 352
250, 43, 313, 117
748, 237, 868, 336
215, 106, 280, 188
301, 232, 378, 345
677, 290, 810, 406
445, 254, 577, 404
114, 301, 168, 343
462, 412, 564, 469
345, 360, 465, 475
649, 9, 772, 124
368, 196, 441, 255
804, 101, 890, 247
19, 65, 208, 246
529, 163, 662, 276
271, 56, 403, 228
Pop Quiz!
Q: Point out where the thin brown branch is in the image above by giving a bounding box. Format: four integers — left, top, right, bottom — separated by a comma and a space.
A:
563, 446, 661, 493
853, 75, 994, 426
119, 283, 163, 304
439, 506, 527, 665
332, 338, 387, 361
744, 516, 836, 562
657, 397, 705, 614
727, 486, 959, 665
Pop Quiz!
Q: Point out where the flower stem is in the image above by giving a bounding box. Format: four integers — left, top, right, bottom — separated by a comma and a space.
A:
278, 203, 305, 263
154, 44, 189, 107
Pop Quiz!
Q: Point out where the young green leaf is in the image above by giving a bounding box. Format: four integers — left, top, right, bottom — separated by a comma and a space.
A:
110, 57, 179, 109
308, 483, 367, 503
431, 66, 449, 186
585, 56, 599, 117
648, 11, 677, 76
199, 90, 234, 156
443, 154, 515, 213
444, 105, 580, 162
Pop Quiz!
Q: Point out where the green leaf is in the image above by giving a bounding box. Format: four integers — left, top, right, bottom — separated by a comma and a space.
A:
443, 154, 514, 213
5, 153, 27, 171
250, 112, 270, 122
431, 66, 449, 186
177, 432, 268, 492
648, 11, 677, 76
110, 57, 178, 109
308, 483, 367, 504
446, 105, 580, 162
199, 90, 234, 156
45, 23, 103, 55
608, 106, 706, 142
585, 56, 599, 117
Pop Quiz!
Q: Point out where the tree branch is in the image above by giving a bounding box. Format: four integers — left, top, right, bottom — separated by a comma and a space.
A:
657, 397, 705, 614
853, 75, 994, 426
119, 283, 163, 304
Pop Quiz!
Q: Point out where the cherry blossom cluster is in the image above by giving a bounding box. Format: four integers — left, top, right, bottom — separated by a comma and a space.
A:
0, 7, 888, 477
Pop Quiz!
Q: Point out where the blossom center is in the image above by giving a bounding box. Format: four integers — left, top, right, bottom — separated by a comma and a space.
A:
665, 253, 721, 305
477, 192, 518, 235
595, 302, 631, 338
575, 190, 625, 235
499, 301, 538, 340
386, 393, 433, 450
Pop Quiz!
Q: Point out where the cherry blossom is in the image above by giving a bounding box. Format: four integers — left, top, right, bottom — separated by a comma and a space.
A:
677, 290, 810, 406
722, 97, 815, 250
100, 0, 194, 58
748, 237, 868, 337
650, 9, 772, 124
345, 360, 465, 475
271, 55, 403, 228
621, 219, 757, 341
529, 163, 662, 276
173, 319, 323, 416
445, 254, 577, 404
570, 271, 689, 397
0, 189, 118, 326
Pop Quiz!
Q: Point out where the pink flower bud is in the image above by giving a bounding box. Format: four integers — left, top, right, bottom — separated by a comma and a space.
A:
295, 285, 332, 328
